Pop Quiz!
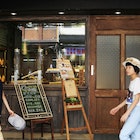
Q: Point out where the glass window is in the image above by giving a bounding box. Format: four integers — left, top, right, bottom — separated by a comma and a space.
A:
96, 35, 120, 89
125, 35, 140, 88
18, 22, 86, 85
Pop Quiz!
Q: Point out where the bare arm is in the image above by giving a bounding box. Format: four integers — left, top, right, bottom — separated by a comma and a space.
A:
120, 93, 140, 122
2, 92, 14, 116
110, 99, 126, 115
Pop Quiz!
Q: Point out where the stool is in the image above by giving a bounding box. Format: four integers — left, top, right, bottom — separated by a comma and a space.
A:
22, 117, 54, 140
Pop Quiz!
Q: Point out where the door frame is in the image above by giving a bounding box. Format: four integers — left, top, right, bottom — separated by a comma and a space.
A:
87, 16, 140, 134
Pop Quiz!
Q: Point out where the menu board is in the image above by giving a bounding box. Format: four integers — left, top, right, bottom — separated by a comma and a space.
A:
14, 80, 53, 120
56, 58, 74, 79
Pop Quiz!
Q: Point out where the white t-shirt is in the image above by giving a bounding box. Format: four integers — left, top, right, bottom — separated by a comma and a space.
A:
126, 77, 140, 106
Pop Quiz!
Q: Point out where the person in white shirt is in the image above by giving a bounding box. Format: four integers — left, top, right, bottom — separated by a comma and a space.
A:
110, 57, 140, 140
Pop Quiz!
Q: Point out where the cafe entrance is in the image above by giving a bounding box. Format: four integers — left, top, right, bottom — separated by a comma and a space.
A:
88, 16, 140, 134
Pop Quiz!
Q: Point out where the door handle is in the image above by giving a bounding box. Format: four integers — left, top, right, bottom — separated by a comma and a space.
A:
91, 65, 94, 75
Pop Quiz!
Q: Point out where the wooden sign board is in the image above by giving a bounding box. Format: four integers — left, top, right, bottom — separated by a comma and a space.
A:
64, 79, 77, 98
14, 80, 53, 120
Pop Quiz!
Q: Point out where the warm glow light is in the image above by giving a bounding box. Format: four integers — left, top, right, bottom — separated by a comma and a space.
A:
58, 11, 64, 15
70, 54, 76, 61
11, 12, 17, 16
22, 41, 27, 55
115, 11, 121, 15
34, 27, 38, 30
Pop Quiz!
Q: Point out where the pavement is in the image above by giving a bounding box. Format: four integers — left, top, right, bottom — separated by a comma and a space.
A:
3, 132, 91, 140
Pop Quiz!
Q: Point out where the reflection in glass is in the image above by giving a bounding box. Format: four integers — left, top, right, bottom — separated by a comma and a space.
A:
18, 22, 86, 84
126, 35, 140, 88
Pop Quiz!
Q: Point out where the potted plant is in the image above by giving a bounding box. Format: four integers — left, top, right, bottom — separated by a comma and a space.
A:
64, 97, 80, 105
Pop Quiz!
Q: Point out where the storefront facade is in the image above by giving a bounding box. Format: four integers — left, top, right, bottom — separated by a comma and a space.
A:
1, 15, 140, 136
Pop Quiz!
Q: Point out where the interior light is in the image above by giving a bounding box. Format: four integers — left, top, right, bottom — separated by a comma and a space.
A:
34, 27, 38, 30
115, 11, 121, 15
58, 11, 64, 15
11, 12, 17, 16
22, 41, 27, 55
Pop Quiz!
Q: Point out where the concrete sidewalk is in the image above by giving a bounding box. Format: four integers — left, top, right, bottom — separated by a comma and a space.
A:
3, 132, 91, 140
3, 131, 119, 140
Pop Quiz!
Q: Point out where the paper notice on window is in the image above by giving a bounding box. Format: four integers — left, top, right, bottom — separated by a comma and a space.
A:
56, 58, 74, 79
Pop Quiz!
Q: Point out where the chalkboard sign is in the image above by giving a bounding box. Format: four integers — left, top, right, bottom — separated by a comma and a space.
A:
14, 80, 53, 120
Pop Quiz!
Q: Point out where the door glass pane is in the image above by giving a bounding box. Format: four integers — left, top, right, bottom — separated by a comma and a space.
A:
96, 35, 120, 89
126, 35, 140, 88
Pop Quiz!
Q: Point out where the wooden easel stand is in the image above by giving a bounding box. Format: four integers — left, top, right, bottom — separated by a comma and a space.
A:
61, 79, 93, 140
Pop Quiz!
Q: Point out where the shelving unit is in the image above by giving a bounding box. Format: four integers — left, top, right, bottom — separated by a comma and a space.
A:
0, 48, 7, 82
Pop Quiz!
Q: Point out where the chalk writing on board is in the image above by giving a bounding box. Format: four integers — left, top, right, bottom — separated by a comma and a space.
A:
20, 84, 45, 113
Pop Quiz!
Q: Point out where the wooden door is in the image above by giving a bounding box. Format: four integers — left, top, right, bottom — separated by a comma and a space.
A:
90, 32, 140, 134
87, 16, 140, 134
88, 33, 125, 134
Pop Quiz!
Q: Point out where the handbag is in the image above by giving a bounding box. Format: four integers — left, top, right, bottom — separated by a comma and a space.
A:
8, 113, 26, 130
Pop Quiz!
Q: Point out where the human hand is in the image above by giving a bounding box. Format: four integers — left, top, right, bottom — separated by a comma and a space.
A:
120, 113, 128, 123
110, 107, 119, 115
9, 109, 15, 116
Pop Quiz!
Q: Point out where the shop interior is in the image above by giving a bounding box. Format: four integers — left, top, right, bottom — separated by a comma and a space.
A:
16, 21, 86, 85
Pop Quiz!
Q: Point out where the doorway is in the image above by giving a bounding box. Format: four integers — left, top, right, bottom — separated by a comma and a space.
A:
88, 16, 140, 134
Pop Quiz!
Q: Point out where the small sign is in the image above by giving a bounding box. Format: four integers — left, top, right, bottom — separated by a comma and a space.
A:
56, 58, 74, 79
64, 79, 77, 98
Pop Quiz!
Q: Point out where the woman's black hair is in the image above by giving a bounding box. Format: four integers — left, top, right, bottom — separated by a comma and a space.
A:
126, 62, 140, 74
